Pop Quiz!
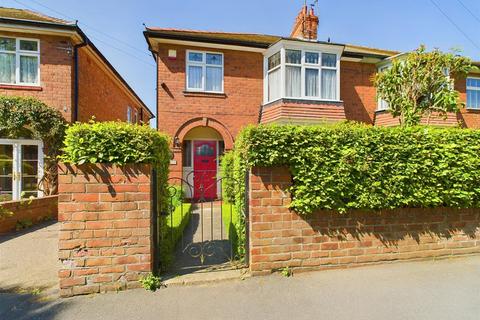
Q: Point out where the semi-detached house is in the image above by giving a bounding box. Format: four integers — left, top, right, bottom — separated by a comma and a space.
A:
0, 7, 153, 203
144, 5, 480, 199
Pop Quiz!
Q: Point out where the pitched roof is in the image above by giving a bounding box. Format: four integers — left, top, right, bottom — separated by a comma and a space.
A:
145, 28, 398, 58
145, 28, 282, 48
0, 6, 73, 25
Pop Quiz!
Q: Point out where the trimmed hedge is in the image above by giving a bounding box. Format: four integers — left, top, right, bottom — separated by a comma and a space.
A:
61, 121, 170, 165
226, 123, 480, 214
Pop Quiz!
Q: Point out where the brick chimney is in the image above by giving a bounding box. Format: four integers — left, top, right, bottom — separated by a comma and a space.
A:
290, 5, 319, 41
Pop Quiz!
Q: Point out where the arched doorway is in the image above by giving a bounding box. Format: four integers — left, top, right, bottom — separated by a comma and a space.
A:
182, 126, 225, 200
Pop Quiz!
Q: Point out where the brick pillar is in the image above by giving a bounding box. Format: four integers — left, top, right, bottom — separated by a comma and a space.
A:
58, 164, 152, 297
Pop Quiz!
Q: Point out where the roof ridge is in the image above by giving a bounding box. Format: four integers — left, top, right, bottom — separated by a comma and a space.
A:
146, 27, 280, 38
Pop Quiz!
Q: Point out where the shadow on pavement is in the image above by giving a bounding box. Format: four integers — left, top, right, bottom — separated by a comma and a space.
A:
0, 289, 66, 320
0, 221, 57, 245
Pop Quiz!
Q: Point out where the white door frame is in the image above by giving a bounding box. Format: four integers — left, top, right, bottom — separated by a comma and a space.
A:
0, 138, 44, 201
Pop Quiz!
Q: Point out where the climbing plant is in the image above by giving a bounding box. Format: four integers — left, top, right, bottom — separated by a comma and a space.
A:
0, 96, 67, 195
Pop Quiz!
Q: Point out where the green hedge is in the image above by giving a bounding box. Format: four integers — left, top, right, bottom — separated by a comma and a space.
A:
159, 185, 192, 270
61, 121, 170, 165
227, 123, 480, 214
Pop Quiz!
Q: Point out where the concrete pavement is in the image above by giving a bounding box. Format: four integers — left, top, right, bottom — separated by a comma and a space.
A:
1, 256, 479, 320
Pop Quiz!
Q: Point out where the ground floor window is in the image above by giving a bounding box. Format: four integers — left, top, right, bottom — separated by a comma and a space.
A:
0, 139, 43, 202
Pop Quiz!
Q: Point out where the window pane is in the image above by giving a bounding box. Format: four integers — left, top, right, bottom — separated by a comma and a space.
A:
182, 141, 192, 167
21, 145, 38, 198
188, 65, 202, 89
321, 69, 337, 100
188, 52, 203, 62
0, 53, 15, 84
20, 40, 38, 52
0, 38, 15, 51
322, 53, 337, 67
20, 55, 38, 84
286, 50, 301, 64
195, 144, 214, 156
305, 52, 319, 64
205, 66, 222, 92
305, 68, 319, 97
268, 68, 281, 101
268, 52, 280, 70
206, 53, 222, 65
0, 144, 13, 202
285, 66, 301, 97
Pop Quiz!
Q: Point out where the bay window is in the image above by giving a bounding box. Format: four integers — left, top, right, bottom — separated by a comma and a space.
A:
0, 139, 43, 202
186, 50, 223, 93
0, 37, 40, 86
265, 44, 341, 103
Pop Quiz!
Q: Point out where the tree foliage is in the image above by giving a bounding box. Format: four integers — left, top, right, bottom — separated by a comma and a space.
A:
374, 46, 472, 127
0, 96, 67, 195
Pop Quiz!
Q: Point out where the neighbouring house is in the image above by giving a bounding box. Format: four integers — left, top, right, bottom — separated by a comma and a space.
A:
0, 8, 153, 215
144, 4, 480, 198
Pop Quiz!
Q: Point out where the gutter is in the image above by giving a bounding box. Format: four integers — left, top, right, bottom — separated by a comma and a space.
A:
73, 27, 88, 122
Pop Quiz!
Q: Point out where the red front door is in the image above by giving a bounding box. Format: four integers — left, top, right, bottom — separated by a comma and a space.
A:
193, 141, 217, 200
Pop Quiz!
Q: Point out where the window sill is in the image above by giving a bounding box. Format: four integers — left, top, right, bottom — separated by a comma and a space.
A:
0, 84, 42, 91
465, 108, 480, 112
183, 91, 227, 98
375, 109, 389, 114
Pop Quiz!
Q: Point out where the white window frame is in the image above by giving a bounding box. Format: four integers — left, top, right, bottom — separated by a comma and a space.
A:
467, 76, 480, 110
263, 41, 342, 104
0, 139, 44, 201
127, 106, 132, 123
0, 36, 41, 86
267, 51, 281, 101
377, 65, 390, 111
185, 50, 224, 93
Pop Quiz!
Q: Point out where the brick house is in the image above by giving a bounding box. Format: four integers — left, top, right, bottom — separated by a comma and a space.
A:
145, 5, 480, 198
0, 7, 153, 203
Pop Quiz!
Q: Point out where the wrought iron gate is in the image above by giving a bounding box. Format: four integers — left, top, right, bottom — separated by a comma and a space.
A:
152, 169, 249, 274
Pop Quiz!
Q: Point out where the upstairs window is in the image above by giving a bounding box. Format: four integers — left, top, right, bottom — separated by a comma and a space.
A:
467, 77, 480, 109
265, 48, 339, 103
186, 50, 223, 93
0, 37, 40, 86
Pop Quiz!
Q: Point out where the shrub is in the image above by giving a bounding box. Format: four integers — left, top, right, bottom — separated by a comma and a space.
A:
61, 121, 170, 165
220, 149, 248, 261
230, 122, 480, 214
139, 273, 163, 292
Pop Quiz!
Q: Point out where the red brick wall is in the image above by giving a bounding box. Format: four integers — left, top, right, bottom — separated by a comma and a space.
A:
156, 44, 263, 178
249, 167, 480, 274
77, 48, 144, 123
0, 196, 58, 235
57, 163, 152, 297
340, 61, 377, 124
156, 45, 262, 138
0, 31, 74, 121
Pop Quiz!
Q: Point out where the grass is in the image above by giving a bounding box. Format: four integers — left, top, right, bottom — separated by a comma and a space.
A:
159, 202, 192, 270
221, 203, 243, 260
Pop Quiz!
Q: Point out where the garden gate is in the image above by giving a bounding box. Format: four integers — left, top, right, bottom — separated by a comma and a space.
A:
152, 169, 249, 275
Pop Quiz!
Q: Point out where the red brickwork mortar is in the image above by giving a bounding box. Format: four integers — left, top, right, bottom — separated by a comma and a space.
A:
0, 196, 58, 235
249, 167, 480, 274
57, 164, 152, 297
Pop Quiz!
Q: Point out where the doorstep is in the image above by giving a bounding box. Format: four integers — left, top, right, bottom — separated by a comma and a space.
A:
163, 268, 250, 287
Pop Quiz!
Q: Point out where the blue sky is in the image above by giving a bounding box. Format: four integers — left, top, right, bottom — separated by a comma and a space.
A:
3, 0, 480, 125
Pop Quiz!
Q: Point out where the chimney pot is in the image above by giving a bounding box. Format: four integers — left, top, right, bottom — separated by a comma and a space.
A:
290, 5, 319, 41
